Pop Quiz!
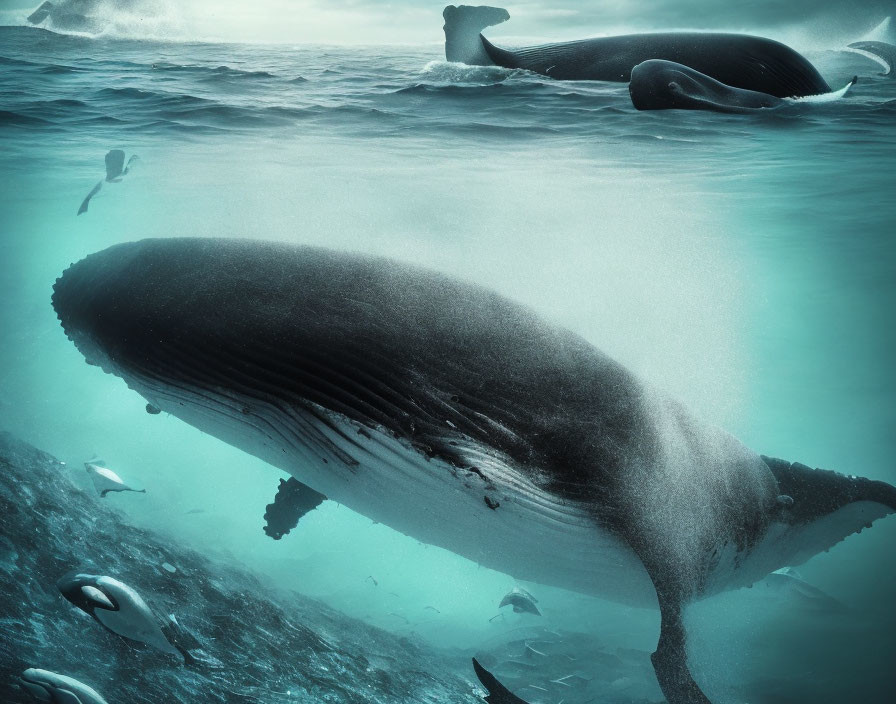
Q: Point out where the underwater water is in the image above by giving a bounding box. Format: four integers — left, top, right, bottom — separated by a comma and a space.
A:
1, 6, 895, 704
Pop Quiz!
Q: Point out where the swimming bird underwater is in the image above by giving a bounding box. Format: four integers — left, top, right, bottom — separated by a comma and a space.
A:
51, 238, 896, 703
17, 668, 109, 704
84, 458, 145, 497
57, 572, 188, 661
77, 149, 138, 216
628, 60, 856, 113
443, 5, 831, 98
499, 587, 540, 616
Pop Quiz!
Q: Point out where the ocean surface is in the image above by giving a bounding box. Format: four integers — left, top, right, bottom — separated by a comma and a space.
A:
1, 14, 895, 704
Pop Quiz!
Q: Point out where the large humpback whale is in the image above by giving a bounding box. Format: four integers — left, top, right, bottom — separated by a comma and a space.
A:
443, 5, 831, 98
52, 238, 896, 703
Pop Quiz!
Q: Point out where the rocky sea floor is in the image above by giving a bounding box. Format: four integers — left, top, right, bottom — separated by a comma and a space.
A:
0, 431, 488, 704
0, 431, 666, 704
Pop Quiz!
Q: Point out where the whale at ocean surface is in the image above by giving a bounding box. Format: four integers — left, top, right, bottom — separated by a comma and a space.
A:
442, 5, 831, 98
628, 60, 857, 113
51, 238, 896, 704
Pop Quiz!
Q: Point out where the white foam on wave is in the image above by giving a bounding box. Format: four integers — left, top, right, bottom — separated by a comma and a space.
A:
419, 59, 517, 84
787, 77, 857, 104
8, 0, 191, 42
844, 47, 892, 75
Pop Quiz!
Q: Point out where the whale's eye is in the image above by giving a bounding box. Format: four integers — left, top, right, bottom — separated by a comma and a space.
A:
668, 81, 681, 92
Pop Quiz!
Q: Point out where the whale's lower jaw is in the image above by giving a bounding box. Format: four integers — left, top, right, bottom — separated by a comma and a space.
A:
117, 364, 660, 607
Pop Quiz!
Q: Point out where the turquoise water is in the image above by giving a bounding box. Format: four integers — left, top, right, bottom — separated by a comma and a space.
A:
1, 15, 895, 704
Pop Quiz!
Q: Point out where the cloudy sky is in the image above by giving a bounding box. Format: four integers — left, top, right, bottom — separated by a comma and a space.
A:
2, 0, 892, 44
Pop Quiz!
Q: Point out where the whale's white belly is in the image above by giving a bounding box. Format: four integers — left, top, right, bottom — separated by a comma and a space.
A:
131, 371, 659, 607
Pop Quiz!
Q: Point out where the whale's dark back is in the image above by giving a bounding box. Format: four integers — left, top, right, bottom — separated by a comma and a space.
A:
482, 32, 830, 97
53, 238, 653, 510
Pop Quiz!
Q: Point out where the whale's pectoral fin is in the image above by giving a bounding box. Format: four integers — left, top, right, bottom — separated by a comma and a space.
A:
471, 658, 531, 703
77, 180, 103, 215
761, 456, 896, 562
263, 477, 327, 540
651, 592, 711, 704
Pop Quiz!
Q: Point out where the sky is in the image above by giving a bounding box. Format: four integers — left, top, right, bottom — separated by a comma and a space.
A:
1, 0, 893, 44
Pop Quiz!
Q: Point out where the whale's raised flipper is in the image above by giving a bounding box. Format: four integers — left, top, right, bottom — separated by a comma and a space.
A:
27, 2, 54, 25
471, 658, 530, 703
263, 477, 327, 540
77, 180, 103, 215
848, 41, 896, 75
443, 5, 509, 65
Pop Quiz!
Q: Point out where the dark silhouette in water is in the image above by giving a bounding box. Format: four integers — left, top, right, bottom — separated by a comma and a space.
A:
77, 149, 137, 215
442, 5, 831, 98
263, 476, 327, 539
51, 238, 896, 704
472, 658, 529, 703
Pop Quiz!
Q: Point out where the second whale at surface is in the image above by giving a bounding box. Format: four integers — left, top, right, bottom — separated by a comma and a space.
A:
629, 60, 857, 113
443, 4, 831, 97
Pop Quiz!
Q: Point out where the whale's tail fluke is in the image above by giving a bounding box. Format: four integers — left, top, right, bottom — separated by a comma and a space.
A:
443, 5, 509, 65
27, 1, 53, 25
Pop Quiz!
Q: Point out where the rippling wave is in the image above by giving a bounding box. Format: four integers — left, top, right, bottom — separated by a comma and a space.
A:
1, 25, 894, 145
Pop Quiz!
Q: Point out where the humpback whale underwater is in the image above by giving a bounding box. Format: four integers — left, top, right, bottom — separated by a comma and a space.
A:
51, 238, 896, 704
